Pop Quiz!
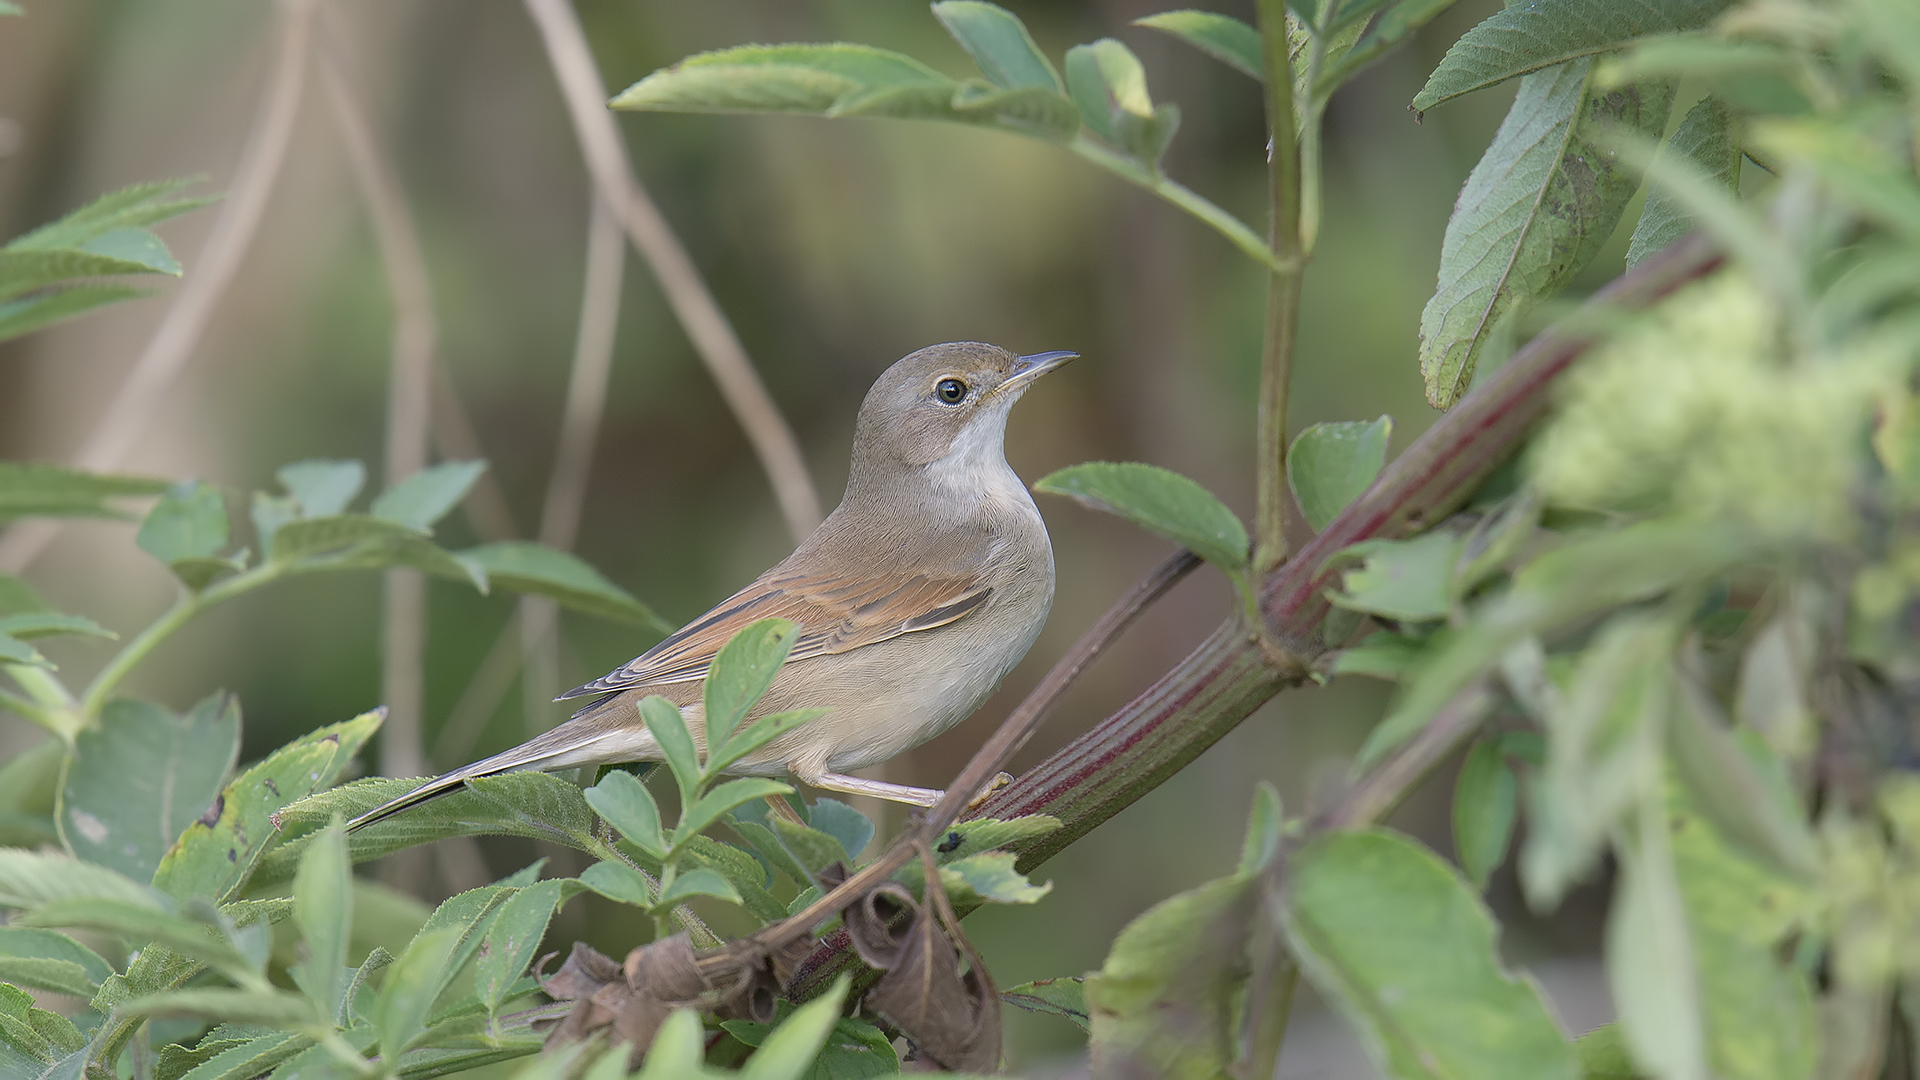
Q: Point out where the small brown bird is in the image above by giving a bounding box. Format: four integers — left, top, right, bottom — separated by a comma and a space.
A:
350, 342, 1073, 829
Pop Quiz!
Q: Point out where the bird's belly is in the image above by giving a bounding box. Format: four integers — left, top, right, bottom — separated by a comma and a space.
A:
729, 588, 1050, 776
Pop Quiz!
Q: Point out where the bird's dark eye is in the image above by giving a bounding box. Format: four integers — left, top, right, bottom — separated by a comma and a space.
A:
935, 378, 968, 404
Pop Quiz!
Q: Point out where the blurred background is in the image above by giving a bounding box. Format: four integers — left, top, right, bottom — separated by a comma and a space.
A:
0, 0, 1637, 1072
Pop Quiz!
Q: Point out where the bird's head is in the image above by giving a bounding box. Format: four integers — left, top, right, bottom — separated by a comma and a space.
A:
851, 342, 1077, 472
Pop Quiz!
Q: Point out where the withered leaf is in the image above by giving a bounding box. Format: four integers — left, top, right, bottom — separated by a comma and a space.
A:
540, 935, 710, 1066
847, 872, 1001, 1070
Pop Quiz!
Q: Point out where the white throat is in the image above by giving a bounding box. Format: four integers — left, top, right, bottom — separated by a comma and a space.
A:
925, 399, 1026, 503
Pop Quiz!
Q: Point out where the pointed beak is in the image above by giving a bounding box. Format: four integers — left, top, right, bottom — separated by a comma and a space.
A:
998, 350, 1078, 396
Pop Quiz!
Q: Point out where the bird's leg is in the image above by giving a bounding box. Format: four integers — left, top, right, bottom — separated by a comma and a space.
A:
800, 770, 943, 808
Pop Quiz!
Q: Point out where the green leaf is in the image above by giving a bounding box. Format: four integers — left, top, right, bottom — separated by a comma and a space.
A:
704, 618, 800, 754
1332, 630, 1429, 681
369, 460, 485, 530
770, 818, 849, 882
154, 708, 380, 904
158, 1032, 307, 1080
0, 927, 112, 986
61, 694, 240, 882
1135, 11, 1261, 80
1411, 0, 1730, 112
1669, 800, 1817, 1080
680, 835, 786, 924
0, 612, 112, 641
458, 541, 664, 627
1289, 416, 1392, 532
19, 899, 261, 984
1320, 0, 1465, 93
581, 859, 656, 908
462, 772, 599, 851
0, 284, 146, 343
1328, 532, 1464, 621
1520, 614, 1674, 907
1667, 681, 1818, 880
0, 957, 95, 997
932, 2, 1062, 92
659, 867, 742, 907
706, 708, 829, 777
377, 925, 462, 1059
274, 460, 365, 518
1237, 781, 1283, 876
269, 513, 428, 562
1062, 39, 1180, 166
290, 822, 351, 1019
1035, 462, 1249, 574
1453, 737, 1518, 890
939, 851, 1051, 905
1626, 96, 1738, 268
1417, 60, 1675, 408
0, 463, 169, 523
929, 814, 1063, 862
640, 695, 703, 805
1086, 874, 1256, 1077
8, 178, 210, 252
477, 880, 573, 1013
1003, 977, 1089, 1032
721, 995, 898, 1077
1607, 805, 1706, 1080
0, 244, 176, 303
1283, 829, 1578, 1080
136, 482, 230, 568
117, 988, 319, 1028
805, 798, 875, 865
675, 778, 794, 848
0, 849, 164, 910
584, 770, 666, 858
610, 43, 1077, 140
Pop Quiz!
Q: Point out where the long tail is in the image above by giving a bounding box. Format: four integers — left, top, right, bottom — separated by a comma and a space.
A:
346, 699, 652, 831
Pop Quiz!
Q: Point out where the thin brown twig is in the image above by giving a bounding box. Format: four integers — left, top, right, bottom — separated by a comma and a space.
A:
519, 0, 822, 544
318, 21, 436, 784
757, 549, 1201, 951
522, 192, 626, 729
0, 0, 321, 574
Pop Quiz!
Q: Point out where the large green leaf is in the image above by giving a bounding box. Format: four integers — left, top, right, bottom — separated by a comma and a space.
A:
476, 880, 575, 1014
610, 42, 1078, 140
0, 179, 209, 341
1035, 462, 1249, 575
1626, 96, 1740, 268
1289, 417, 1392, 532
458, 541, 664, 627
0, 928, 112, 986
1412, 0, 1730, 112
369, 460, 486, 530
584, 770, 666, 859
152, 708, 381, 903
1064, 39, 1180, 167
1284, 829, 1577, 1080
1134, 10, 1261, 81
7, 178, 210, 253
18, 899, 262, 985
932, 1, 1061, 92
60, 694, 240, 883
0, 462, 169, 522
1417, 60, 1674, 408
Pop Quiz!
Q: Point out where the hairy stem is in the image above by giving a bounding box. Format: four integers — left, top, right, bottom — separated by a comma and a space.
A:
1253, 0, 1306, 578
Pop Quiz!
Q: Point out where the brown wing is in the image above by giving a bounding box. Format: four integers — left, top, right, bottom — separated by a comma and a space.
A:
557, 565, 991, 700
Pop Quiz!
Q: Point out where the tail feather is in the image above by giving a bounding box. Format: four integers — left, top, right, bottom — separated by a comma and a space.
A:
346, 700, 655, 832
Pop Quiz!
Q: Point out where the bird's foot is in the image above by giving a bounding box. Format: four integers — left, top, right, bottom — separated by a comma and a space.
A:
965, 771, 1014, 811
